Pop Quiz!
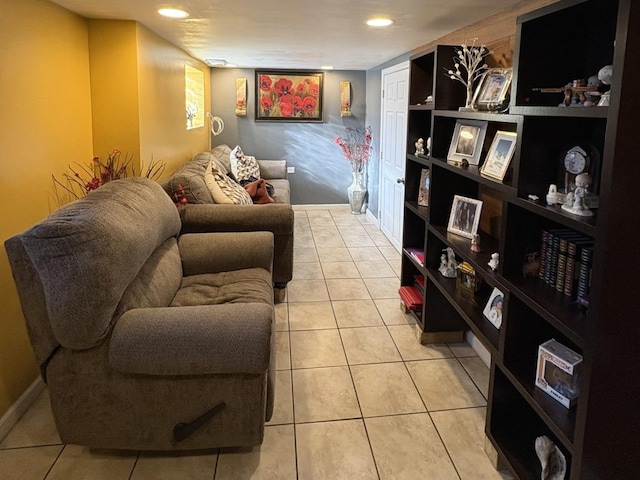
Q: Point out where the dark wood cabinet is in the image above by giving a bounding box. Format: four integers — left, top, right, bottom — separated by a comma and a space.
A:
400, 0, 640, 478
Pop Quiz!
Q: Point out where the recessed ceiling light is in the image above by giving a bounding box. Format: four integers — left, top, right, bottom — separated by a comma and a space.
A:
158, 8, 189, 19
366, 17, 393, 27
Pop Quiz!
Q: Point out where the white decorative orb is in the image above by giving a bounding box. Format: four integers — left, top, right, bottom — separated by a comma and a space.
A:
598, 65, 613, 85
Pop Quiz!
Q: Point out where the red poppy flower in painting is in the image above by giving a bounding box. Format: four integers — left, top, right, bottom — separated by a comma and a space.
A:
260, 96, 273, 111
280, 94, 294, 105
259, 75, 272, 91
296, 83, 306, 94
309, 83, 320, 97
274, 78, 293, 97
280, 101, 294, 117
302, 96, 317, 115
292, 96, 304, 111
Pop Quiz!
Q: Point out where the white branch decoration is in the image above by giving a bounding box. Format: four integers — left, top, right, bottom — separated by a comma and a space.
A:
444, 38, 492, 110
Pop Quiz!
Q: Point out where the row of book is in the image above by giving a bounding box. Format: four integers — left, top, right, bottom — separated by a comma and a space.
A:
539, 229, 593, 307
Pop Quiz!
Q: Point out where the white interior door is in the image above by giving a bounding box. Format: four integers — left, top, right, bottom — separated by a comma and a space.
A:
379, 62, 409, 252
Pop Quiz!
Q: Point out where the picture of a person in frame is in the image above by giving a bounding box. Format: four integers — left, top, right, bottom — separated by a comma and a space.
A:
480, 74, 507, 103
455, 126, 479, 157
452, 200, 477, 234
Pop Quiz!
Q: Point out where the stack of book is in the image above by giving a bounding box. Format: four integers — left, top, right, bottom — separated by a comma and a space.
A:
538, 229, 594, 306
399, 286, 423, 311
404, 247, 425, 266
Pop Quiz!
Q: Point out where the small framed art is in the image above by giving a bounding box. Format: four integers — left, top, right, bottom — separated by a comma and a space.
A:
447, 195, 483, 239
473, 68, 513, 110
417, 168, 430, 207
480, 131, 518, 181
483, 287, 504, 329
447, 120, 488, 166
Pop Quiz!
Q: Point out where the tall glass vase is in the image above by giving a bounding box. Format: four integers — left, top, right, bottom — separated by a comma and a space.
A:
347, 170, 367, 214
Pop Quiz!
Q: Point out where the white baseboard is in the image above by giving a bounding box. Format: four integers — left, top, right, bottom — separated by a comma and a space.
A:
0, 377, 45, 442
365, 208, 380, 227
465, 330, 491, 368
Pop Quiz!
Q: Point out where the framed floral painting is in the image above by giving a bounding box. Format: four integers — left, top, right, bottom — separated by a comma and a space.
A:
255, 70, 323, 122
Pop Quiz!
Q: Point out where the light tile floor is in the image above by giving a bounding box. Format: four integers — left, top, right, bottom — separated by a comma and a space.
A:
0, 206, 513, 480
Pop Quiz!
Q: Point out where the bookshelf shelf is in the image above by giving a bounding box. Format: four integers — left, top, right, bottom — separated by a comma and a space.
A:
399, 1, 640, 477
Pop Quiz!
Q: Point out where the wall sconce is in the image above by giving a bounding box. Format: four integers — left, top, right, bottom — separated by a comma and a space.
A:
340, 81, 352, 117
236, 78, 247, 116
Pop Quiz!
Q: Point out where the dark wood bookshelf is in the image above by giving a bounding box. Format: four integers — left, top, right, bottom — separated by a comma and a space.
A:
399, 0, 640, 477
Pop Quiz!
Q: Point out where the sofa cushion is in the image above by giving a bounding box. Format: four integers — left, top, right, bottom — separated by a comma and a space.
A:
210, 144, 233, 173
267, 179, 290, 204
161, 154, 214, 204
230, 145, 261, 183
19, 178, 181, 350
204, 160, 253, 205
171, 268, 273, 307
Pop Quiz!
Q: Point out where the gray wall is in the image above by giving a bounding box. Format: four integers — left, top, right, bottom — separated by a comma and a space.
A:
210, 69, 366, 205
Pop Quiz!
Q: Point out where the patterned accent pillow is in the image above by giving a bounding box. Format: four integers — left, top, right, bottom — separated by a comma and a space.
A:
203, 160, 252, 205
230, 145, 261, 183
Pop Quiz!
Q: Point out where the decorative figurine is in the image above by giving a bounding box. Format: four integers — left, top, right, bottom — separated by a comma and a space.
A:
597, 65, 613, 107
426, 137, 431, 156
488, 252, 499, 271
438, 247, 458, 278
415, 137, 425, 156
471, 233, 482, 253
535, 435, 567, 480
561, 172, 593, 217
546, 184, 558, 205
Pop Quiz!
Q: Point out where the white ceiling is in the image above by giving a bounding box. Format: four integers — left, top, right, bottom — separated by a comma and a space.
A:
50, 0, 523, 70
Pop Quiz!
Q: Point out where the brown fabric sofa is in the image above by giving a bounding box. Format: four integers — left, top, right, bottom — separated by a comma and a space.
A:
162, 145, 294, 291
5, 178, 276, 450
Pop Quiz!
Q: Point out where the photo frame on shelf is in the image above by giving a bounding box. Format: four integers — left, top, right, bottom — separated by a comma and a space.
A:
417, 168, 430, 206
447, 120, 488, 166
473, 68, 513, 111
255, 70, 324, 122
483, 287, 504, 329
480, 130, 518, 181
447, 195, 483, 239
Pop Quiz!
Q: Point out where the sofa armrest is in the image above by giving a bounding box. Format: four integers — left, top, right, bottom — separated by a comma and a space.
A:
179, 204, 294, 236
178, 232, 273, 276
257, 160, 287, 180
109, 304, 273, 375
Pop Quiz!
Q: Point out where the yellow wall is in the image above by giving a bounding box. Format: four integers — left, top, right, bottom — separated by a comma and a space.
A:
89, 20, 142, 162
0, 1, 211, 419
0, 0, 93, 416
89, 20, 211, 176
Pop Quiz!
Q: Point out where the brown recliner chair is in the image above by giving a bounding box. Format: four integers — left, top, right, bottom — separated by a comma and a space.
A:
5, 178, 276, 450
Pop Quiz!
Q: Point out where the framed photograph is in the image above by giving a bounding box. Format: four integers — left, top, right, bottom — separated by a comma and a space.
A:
447, 120, 488, 166
256, 70, 323, 122
447, 195, 483, 239
483, 287, 504, 329
417, 168, 430, 206
480, 131, 518, 181
473, 68, 513, 110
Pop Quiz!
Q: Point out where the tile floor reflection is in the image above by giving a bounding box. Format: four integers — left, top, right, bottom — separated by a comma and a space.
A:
0, 206, 513, 479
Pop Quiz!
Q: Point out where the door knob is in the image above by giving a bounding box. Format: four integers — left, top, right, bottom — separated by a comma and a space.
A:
397, 178, 405, 184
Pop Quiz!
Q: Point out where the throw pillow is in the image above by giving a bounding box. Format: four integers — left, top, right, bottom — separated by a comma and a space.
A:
230, 145, 261, 183
204, 160, 252, 205
244, 178, 274, 204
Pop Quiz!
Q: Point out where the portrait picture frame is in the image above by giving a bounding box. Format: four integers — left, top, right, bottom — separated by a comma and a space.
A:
447, 120, 488, 166
447, 195, 483, 239
480, 130, 518, 181
255, 70, 324, 122
483, 287, 504, 329
417, 168, 430, 207
473, 67, 513, 110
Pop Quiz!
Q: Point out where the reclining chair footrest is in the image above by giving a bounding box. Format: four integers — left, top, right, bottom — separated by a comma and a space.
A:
173, 401, 226, 442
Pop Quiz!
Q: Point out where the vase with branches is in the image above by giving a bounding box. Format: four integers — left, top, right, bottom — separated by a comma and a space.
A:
444, 38, 492, 111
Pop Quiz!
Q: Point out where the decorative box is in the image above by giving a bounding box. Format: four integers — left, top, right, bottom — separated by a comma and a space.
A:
456, 261, 481, 302
535, 339, 583, 408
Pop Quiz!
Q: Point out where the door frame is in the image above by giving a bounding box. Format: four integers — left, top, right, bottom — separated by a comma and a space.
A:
378, 61, 409, 250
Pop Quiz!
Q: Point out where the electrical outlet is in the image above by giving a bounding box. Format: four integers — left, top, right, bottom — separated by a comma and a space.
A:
287, 166, 295, 174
